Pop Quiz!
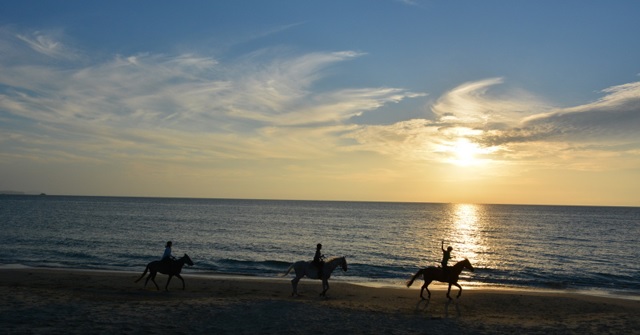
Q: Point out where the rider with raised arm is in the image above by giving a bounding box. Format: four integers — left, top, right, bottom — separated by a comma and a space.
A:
313, 243, 325, 278
441, 240, 453, 276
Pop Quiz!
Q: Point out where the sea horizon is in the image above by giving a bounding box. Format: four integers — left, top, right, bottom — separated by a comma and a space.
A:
2, 192, 638, 209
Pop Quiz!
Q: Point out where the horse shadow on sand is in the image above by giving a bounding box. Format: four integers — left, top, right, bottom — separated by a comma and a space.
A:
414, 298, 461, 319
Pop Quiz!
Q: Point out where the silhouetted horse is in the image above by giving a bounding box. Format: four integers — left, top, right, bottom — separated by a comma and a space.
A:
406, 258, 474, 300
283, 256, 348, 297
135, 254, 193, 291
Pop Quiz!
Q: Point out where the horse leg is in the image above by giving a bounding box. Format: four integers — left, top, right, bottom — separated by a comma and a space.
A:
446, 283, 453, 300
320, 279, 329, 297
291, 276, 301, 296
174, 274, 185, 290
453, 282, 462, 298
149, 272, 160, 291
165, 275, 173, 291
421, 280, 432, 300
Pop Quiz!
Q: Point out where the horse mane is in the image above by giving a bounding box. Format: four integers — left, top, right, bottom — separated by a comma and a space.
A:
325, 256, 344, 263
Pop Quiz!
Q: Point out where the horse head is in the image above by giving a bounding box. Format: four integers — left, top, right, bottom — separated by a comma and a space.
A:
340, 256, 348, 272
182, 253, 194, 266
463, 258, 474, 272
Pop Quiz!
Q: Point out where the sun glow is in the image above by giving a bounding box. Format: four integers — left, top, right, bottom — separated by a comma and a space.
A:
449, 138, 483, 166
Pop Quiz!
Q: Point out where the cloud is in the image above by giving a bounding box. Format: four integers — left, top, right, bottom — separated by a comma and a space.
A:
10, 29, 81, 61
0, 29, 421, 166
483, 81, 640, 146
347, 78, 640, 171
523, 82, 640, 138
395, 0, 421, 6
432, 77, 549, 129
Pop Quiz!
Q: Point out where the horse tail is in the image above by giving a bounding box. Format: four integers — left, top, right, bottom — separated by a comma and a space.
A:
134, 265, 149, 283
406, 268, 425, 288
281, 264, 294, 277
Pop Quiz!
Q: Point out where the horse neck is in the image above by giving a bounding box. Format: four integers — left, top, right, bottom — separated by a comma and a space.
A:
324, 257, 342, 271
451, 260, 466, 274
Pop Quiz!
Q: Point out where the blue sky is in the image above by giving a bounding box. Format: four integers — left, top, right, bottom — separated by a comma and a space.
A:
1, 1, 640, 205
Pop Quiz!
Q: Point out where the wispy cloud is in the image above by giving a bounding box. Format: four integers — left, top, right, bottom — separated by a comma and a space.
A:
520, 82, 640, 141
252, 22, 306, 40
0, 29, 420, 166
432, 77, 550, 128
13, 29, 80, 61
395, 0, 421, 7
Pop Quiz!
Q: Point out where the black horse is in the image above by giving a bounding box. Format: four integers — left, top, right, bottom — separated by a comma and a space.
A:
406, 258, 474, 300
135, 254, 193, 291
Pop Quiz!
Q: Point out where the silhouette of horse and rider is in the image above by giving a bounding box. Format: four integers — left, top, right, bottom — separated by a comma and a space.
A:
406, 240, 475, 300
283, 254, 348, 297
282, 242, 351, 297
135, 241, 194, 291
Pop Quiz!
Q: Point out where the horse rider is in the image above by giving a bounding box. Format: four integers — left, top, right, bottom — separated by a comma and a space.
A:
162, 241, 176, 265
313, 243, 325, 278
441, 240, 453, 277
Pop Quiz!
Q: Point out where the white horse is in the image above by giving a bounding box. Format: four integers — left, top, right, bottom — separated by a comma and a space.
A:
283, 256, 348, 296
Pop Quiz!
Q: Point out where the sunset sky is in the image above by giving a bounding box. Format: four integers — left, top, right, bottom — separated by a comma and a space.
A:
1, 1, 639, 206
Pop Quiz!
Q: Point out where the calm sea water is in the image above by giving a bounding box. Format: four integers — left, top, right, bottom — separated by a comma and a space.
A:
2, 195, 639, 297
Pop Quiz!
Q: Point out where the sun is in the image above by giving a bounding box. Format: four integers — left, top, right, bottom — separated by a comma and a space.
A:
449, 138, 482, 166
433, 135, 494, 167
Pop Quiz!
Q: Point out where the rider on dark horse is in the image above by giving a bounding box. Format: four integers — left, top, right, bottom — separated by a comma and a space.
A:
441, 240, 453, 279
161, 241, 176, 267
313, 243, 325, 278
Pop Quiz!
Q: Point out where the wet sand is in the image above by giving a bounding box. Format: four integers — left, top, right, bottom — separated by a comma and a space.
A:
1, 268, 639, 334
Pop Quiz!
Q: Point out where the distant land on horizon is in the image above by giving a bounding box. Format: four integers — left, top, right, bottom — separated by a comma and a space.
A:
0, 190, 48, 195
0, 190, 26, 195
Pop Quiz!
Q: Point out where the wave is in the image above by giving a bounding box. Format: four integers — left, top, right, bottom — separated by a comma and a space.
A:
192, 259, 293, 276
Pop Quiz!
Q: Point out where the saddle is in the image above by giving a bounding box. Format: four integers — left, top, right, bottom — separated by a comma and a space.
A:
437, 266, 450, 281
160, 258, 176, 269
311, 260, 324, 279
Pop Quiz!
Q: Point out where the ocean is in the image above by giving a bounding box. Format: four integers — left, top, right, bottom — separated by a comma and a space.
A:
2, 195, 639, 298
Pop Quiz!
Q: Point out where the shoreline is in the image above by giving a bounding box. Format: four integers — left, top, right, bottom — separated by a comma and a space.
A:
2, 268, 639, 334
3, 263, 639, 302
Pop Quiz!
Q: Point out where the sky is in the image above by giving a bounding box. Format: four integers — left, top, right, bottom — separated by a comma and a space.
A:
1, 1, 639, 206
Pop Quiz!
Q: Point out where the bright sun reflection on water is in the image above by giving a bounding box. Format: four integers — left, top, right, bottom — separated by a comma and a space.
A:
449, 204, 487, 267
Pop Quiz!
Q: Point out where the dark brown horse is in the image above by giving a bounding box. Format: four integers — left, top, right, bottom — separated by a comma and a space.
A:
134, 254, 193, 291
406, 258, 474, 300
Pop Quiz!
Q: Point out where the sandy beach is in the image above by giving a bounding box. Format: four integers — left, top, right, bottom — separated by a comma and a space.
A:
1, 268, 639, 334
